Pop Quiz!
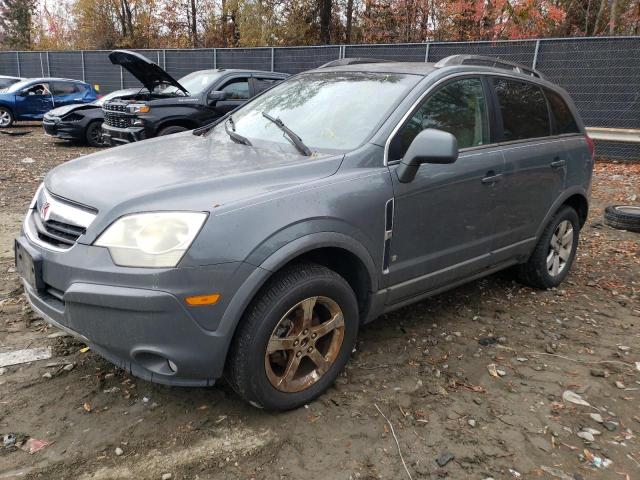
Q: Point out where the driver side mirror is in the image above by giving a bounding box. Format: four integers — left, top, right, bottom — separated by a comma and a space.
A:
396, 129, 458, 183
207, 90, 227, 105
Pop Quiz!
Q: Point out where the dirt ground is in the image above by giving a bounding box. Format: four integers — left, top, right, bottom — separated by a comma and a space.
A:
0, 124, 639, 480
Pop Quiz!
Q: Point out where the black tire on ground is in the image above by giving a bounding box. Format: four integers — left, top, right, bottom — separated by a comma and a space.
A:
158, 125, 188, 136
85, 121, 104, 147
0, 107, 14, 128
516, 206, 580, 289
225, 262, 359, 411
603, 205, 640, 233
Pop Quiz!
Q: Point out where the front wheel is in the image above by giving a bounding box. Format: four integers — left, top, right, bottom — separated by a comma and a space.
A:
516, 206, 580, 289
0, 107, 14, 128
158, 125, 188, 136
85, 121, 104, 147
225, 262, 359, 410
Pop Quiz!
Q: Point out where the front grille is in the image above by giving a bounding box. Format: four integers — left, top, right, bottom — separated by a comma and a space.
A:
103, 102, 134, 128
25, 188, 97, 251
30, 212, 85, 249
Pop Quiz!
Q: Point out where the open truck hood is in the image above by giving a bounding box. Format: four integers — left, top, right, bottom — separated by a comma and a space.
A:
109, 50, 188, 95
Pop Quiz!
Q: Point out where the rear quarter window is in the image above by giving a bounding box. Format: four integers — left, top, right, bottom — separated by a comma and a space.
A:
493, 78, 550, 141
544, 89, 580, 134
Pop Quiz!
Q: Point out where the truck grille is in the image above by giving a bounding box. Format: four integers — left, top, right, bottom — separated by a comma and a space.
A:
103, 103, 134, 128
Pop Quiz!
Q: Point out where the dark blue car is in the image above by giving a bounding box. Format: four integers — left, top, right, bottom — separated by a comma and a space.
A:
0, 78, 98, 128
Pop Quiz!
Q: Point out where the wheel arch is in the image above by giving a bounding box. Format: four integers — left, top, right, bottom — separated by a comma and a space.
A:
156, 117, 198, 133
535, 188, 589, 240
213, 233, 380, 378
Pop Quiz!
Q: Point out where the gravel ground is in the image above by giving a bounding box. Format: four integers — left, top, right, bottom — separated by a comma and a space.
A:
1, 124, 639, 480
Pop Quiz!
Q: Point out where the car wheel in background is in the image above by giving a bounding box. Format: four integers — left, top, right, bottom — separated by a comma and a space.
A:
604, 205, 640, 233
226, 262, 359, 410
0, 107, 14, 128
86, 121, 104, 147
516, 206, 580, 289
158, 125, 188, 136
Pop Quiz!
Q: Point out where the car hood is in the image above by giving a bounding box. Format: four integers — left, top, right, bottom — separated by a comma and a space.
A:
46, 103, 98, 118
109, 50, 188, 95
45, 132, 342, 229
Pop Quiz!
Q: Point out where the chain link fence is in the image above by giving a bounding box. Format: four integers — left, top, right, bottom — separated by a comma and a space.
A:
1, 36, 638, 160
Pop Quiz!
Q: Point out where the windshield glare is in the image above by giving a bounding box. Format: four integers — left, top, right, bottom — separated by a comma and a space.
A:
164, 71, 222, 95
224, 72, 420, 153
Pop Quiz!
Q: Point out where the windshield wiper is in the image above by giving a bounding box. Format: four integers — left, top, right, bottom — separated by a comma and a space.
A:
224, 117, 252, 146
262, 112, 312, 156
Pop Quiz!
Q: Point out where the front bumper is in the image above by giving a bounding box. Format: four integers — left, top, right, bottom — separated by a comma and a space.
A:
102, 124, 146, 145
15, 232, 257, 386
43, 118, 83, 141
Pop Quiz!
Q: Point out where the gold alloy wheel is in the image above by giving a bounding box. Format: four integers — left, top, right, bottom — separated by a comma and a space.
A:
265, 296, 345, 393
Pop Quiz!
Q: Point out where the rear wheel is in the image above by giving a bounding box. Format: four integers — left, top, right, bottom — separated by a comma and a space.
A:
85, 121, 104, 147
0, 107, 14, 128
516, 206, 580, 289
158, 125, 188, 136
226, 262, 359, 410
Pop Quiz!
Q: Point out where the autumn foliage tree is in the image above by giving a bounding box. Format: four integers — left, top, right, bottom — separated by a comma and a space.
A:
2, 0, 639, 50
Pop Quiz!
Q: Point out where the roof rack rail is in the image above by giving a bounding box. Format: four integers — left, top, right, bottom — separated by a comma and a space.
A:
434, 55, 543, 78
319, 58, 393, 68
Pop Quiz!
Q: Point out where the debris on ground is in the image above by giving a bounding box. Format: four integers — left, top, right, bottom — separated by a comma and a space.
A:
0, 347, 52, 367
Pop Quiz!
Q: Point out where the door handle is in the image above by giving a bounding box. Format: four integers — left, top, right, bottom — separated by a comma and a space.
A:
481, 173, 503, 184
550, 158, 566, 168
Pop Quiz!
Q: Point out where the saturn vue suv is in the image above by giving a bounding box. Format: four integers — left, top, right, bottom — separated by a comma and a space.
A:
15, 55, 593, 410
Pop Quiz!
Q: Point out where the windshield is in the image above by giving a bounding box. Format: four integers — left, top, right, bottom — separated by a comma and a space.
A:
219, 71, 420, 153
6, 79, 33, 93
163, 70, 223, 95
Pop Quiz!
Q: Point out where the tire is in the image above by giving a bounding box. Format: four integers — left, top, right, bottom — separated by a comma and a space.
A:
226, 262, 359, 411
516, 206, 580, 289
85, 121, 104, 147
158, 125, 188, 136
604, 205, 640, 233
0, 107, 14, 128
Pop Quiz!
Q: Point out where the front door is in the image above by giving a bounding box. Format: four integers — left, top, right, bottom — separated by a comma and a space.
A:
16, 83, 53, 119
386, 76, 503, 304
214, 77, 251, 114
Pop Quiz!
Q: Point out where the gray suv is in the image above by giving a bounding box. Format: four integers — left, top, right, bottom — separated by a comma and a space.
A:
15, 56, 593, 410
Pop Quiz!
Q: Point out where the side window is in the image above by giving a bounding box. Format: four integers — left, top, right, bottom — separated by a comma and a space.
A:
493, 78, 550, 141
389, 77, 489, 161
221, 78, 250, 100
253, 77, 279, 95
544, 89, 579, 135
51, 82, 78, 95
24, 83, 50, 96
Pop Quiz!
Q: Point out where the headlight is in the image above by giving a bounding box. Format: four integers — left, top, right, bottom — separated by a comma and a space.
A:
127, 103, 150, 114
95, 212, 207, 268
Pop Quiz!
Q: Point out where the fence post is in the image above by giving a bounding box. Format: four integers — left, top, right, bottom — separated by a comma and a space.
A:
39, 52, 44, 76
81, 51, 86, 82
424, 42, 430, 62
532, 39, 540, 69
120, 66, 124, 89
15, 52, 21, 77
271, 47, 274, 71
213, 48, 217, 69
46, 52, 50, 76
163, 49, 167, 69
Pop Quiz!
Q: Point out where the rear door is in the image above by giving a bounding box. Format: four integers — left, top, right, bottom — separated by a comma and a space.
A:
250, 76, 282, 96
51, 82, 86, 107
489, 77, 566, 263
386, 76, 504, 304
